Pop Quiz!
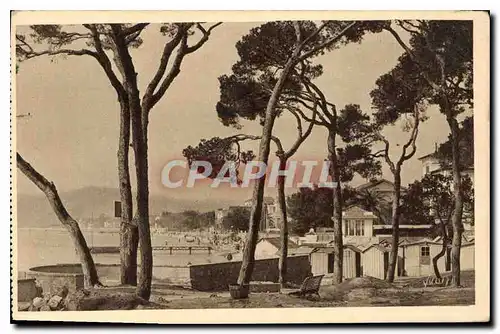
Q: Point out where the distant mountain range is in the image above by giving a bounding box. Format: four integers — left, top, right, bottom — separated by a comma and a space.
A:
15, 186, 240, 228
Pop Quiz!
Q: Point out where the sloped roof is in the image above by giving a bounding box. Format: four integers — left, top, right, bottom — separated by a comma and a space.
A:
433, 234, 475, 245
362, 244, 390, 253
344, 244, 362, 253
404, 238, 442, 247
342, 205, 376, 219
258, 237, 299, 249
311, 247, 335, 254
292, 246, 315, 255
312, 244, 362, 254
418, 152, 439, 161
356, 178, 396, 191
343, 236, 381, 250
355, 178, 407, 195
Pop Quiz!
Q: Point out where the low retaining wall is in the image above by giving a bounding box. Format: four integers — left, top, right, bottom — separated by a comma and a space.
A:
23, 263, 190, 295
17, 278, 41, 302
25, 265, 85, 295
189, 255, 312, 291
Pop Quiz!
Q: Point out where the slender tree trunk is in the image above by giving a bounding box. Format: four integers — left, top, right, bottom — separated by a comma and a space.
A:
111, 26, 153, 300
131, 103, 152, 300
237, 53, 299, 286
432, 221, 448, 279
277, 156, 288, 287
118, 103, 139, 286
327, 129, 343, 284
447, 115, 464, 287
16, 153, 100, 288
386, 171, 401, 282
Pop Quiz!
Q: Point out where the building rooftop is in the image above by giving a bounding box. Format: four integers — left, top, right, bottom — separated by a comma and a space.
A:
342, 205, 376, 219
418, 151, 439, 161
356, 178, 395, 191
373, 225, 433, 230
258, 237, 299, 249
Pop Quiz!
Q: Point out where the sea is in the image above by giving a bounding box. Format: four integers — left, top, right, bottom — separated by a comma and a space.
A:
16, 227, 229, 272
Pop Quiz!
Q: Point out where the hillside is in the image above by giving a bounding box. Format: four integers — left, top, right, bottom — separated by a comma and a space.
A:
15, 186, 240, 228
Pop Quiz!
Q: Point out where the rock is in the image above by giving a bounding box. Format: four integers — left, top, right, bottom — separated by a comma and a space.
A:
56, 286, 69, 299
346, 288, 376, 301
40, 304, 51, 311
32, 296, 44, 309
48, 295, 64, 310
135, 304, 145, 310
35, 284, 43, 298
65, 289, 149, 311
18, 302, 31, 311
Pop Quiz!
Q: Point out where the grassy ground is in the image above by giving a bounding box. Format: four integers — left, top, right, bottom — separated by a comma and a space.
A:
148, 271, 474, 309
132, 270, 475, 309
66, 270, 474, 310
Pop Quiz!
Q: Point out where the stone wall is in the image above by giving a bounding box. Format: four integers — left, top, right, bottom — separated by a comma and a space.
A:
22, 263, 191, 294
17, 278, 41, 303
25, 267, 84, 296
189, 255, 312, 291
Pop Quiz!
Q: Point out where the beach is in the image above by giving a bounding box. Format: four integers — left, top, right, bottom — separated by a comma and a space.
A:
16, 228, 228, 273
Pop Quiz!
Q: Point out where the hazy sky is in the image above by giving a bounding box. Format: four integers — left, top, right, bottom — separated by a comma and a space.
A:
15, 22, 452, 202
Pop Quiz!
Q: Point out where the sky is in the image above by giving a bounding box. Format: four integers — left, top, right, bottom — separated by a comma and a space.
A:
15, 22, 453, 204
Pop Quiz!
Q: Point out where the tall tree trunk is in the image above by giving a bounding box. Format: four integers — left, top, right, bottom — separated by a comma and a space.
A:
236, 53, 299, 286
432, 221, 448, 279
16, 153, 100, 288
327, 129, 343, 284
111, 25, 153, 300
118, 103, 139, 286
386, 171, 401, 282
131, 104, 152, 300
277, 156, 288, 287
447, 115, 464, 287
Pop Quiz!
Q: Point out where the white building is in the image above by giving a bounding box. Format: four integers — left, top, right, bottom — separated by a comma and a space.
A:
418, 151, 474, 184
215, 197, 279, 232
255, 237, 299, 259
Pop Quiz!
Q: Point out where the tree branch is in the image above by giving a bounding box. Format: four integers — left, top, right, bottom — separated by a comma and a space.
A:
285, 103, 317, 159
148, 34, 188, 108
297, 21, 358, 62
378, 135, 396, 174
142, 24, 190, 107
398, 105, 421, 164
16, 153, 72, 222
122, 23, 149, 36
20, 48, 97, 60
385, 24, 442, 92
185, 22, 222, 54
86, 24, 127, 100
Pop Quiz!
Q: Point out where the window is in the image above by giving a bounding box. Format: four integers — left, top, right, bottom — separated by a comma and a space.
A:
421, 246, 430, 257
355, 220, 364, 236
348, 220, 355, 236
344, 220, 365, 236
420, 245, 431, 265
425, 165, 430, 174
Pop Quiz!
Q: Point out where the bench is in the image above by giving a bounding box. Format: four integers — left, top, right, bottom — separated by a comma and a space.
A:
288, 275, 324, 298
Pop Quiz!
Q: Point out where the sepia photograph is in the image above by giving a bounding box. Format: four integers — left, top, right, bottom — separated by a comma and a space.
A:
10, 10, 490, 324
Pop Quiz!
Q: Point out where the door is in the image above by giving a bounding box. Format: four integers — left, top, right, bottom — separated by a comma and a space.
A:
445, 247, 451, 271
383, 252, 389, 279
327, 253, 334, 273
355, 252, 361, 277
